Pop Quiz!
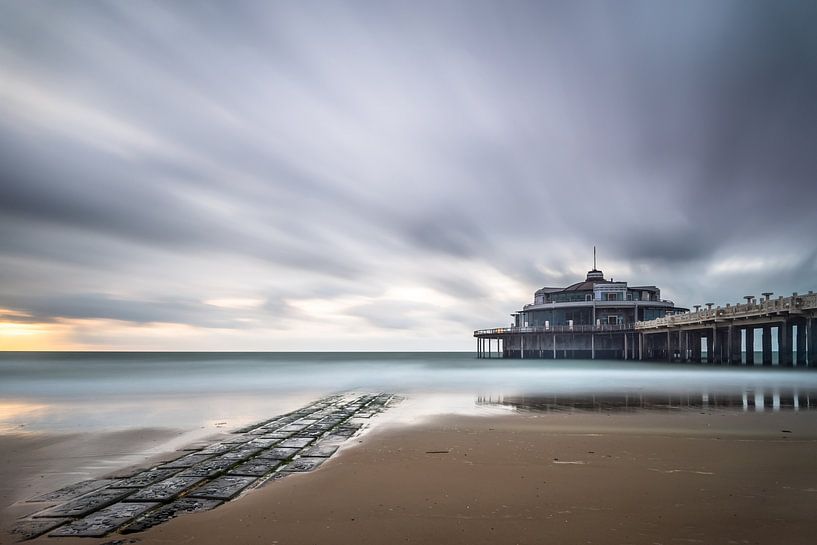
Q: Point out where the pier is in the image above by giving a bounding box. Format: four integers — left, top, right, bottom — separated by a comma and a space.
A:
475, 291, 817, 366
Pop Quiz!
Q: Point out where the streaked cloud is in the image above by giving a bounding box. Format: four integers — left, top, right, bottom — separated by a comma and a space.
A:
1, 0, 816, 349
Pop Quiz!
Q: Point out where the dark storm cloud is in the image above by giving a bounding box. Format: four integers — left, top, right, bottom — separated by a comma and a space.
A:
1, 0, 816, 346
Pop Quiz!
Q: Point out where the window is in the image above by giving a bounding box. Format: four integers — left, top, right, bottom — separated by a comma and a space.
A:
607, 315, 618, 325
585, 294, 592, 301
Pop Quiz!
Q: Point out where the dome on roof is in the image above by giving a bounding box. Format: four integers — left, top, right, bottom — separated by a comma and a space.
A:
586, 268, 605, 281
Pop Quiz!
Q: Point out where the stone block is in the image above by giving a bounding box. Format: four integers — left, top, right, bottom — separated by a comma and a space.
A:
188, 475, 257, 500
33, 487, 134, 518
113, 469, 181, 489
27, 479, 119, 503
219, 446, 264, 461
257, 431, 293, 439
300, 444, 339, 458
277, 437, 314, 448
125, 476, 205, 502
199, 442, 235, 454
278, 424, 309, 432
121, 497, 221, 533
159, 453, 215, 469
12, 518, 70, 540
177, 456, 239, 477
246, 437, 279, 448
256, 447, 300, 460
281, 457, 325, 473
227, 458, 282, 477
50, 502, 158, 537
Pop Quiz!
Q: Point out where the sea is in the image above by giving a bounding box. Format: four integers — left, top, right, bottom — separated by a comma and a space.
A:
2, 352, 817, 435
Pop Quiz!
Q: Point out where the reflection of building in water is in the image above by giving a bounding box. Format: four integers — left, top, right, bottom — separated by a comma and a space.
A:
477, 389, 817, 412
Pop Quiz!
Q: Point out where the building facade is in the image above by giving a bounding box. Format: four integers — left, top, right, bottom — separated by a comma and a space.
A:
513, 267, 682, 329
475, 266, 688, 359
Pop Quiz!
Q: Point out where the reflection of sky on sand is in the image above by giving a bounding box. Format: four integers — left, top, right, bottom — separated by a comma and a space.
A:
0, 401, 50, 433
3, 352, 817, 434
0, 392, 319, 434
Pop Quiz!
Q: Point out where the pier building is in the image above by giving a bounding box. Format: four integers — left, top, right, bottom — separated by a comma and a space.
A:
474, 259, 817, 366
474, 261, 686, 360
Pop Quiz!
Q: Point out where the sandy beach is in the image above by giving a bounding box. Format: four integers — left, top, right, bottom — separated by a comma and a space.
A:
8, 407, 817, 545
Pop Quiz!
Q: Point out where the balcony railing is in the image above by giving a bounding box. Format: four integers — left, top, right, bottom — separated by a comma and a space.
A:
475, 323, 634, 336
635, 292, 817, 330
521, 299, 677, 310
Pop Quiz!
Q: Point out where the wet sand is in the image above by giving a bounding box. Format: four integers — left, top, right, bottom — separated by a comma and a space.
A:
0, 428, 196, 537
17, 408, 817, 545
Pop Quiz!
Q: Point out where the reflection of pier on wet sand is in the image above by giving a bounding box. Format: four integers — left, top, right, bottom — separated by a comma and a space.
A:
12, 394, 396, 540
477, 387, 817, 412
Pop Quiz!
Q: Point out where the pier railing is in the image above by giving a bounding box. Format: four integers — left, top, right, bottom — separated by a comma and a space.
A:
474, 323, 633, 336
635, 291, 817, 330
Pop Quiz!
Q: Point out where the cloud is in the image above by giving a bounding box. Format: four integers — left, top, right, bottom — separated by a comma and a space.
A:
1, 0, 816, 349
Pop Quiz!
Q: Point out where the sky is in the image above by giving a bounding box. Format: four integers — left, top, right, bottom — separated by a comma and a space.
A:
1, 0, 816, 350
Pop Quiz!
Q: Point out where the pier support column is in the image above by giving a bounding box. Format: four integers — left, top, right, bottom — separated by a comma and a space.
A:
779, 321, 793, 367
808, 317, 817, 368
709, 327, 718, 364
762, 326, 772, 366
666, 330, 671, 362
728, 325, 741, 365
520, 335, 524, 359
623, 333, 627, 360
638, 333, 643, 360
796, 319, 807, 366
691, 331, 702, 363
552, 333, 557, 359
591, 334, 595, 360
680, 330, 686, 362
745, 326, 754, 366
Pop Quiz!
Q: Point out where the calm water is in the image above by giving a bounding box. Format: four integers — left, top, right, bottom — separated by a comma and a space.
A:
2, 352, 817, 434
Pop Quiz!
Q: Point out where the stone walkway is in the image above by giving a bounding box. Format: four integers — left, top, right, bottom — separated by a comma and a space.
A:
13, 393, 396, 540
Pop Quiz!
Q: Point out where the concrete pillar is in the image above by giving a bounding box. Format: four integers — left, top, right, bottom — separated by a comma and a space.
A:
520, 335, 524, 359
762, 326, 772, 366
692, 331, 701, 363
552, 333, 557, 359
808, 317, 817, 368
638, 333, 643, 360
666, 330, 672, 362
728, 325, 741, 365
745, 326, 754, 366
796, 320, 807, 366
710, 327, 718, 364
779, 321, 793, 367
680, 330, 686, 362
623, 333, 627, 360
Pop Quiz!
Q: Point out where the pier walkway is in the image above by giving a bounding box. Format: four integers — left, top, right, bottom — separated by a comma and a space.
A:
475, 291, 817, 366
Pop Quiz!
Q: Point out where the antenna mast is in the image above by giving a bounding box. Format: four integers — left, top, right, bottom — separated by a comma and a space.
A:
593, 245, 596, 270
